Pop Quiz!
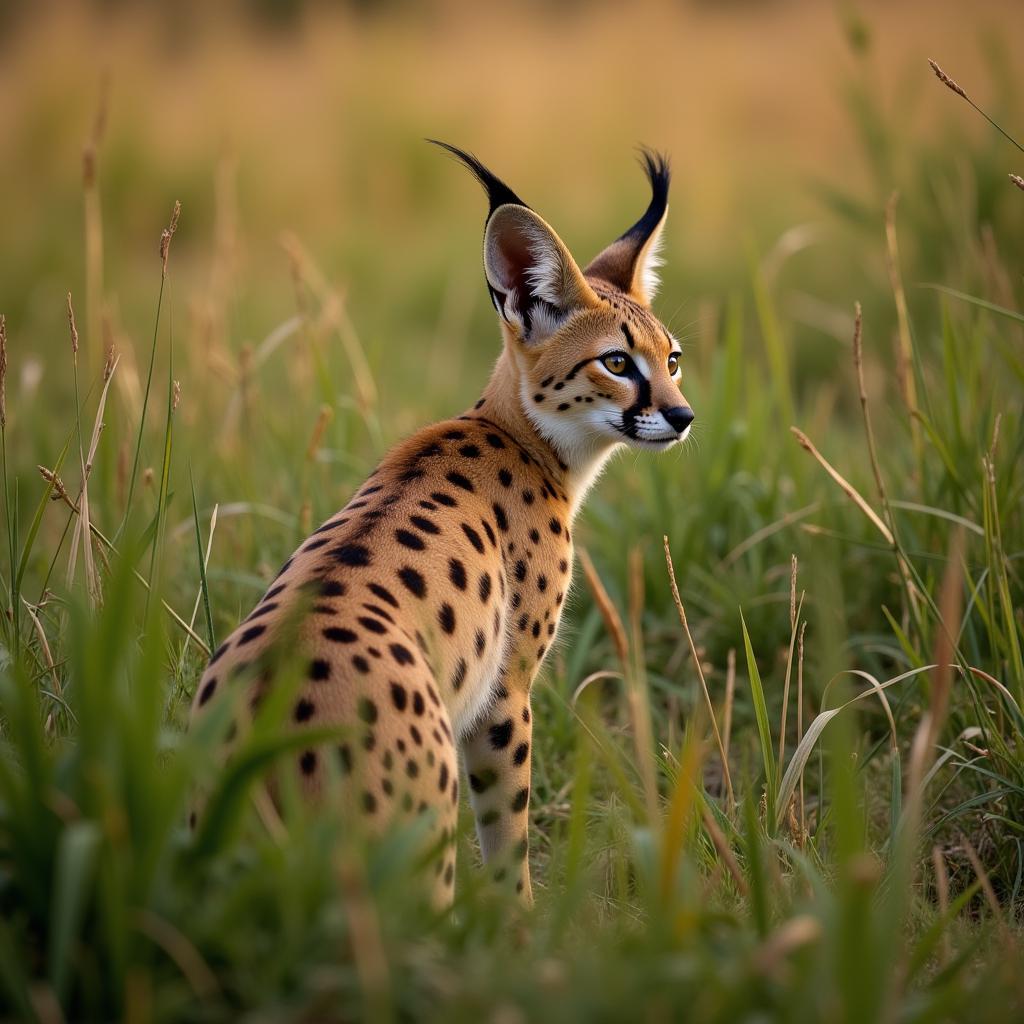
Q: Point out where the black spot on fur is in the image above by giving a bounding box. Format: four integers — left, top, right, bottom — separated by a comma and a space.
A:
475, 629, 486, 657
395, 528, 426, 551
410, 515, 441, 535
549, 518, 562, 535
459, 444, 480, 458
498, 468, 513, 487
390, 643, 414, 666
462, 524, 485, 554
511, 787, 529, 813
238, 624, 266, 645
398, 566, 427, 598
294, 698, 315, 722
300, 750, 318, 775
479, 573, 492, 603
309, 659, 331, 681
451, 658, 467, 691
198, 678, 217, 705
357, 616, 387, 635
492, 503, 509, 532
332, 543, 372, 567
513, 742, 529, 766
327, 626, 360, 643
485, 433, 505, 449
514, 560, 527, 583
353, 655, 371, 674
431, 491, 458, 507
446, 471, 474, 492
320, 579, 347, 597
489, 719, 514, 749
358, 698, 378, 724
438, 603, 456, 634
367, 582, 399, 608
412, 691, 425, 715
390, 681, 408, 711
449, 558, 467, 591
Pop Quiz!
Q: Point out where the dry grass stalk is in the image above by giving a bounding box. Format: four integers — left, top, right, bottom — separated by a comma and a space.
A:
38, 464, 210, 655
1011, 173, 1024, 192
185, 503, 219, 654
931, 845, 951, 964
577, 546, 628, 668
0, 313, 7, 429
790, 426, 894, 545
777, 555, 803, 772
66, 293, 100, 603
722, 647, 736, 768
161, 200, 182, 278
625, 547, 661, 827
960, 833, 1009, 939
851, 300, 922, 620
907, 529, 964, 814
22, 597, 62, 734
133, 910, 220, 1001
336, 850, 392, 1023
928, 58, 1024, 155
663, 536, 735, 810
82, 74, 109, 377
699, 802, 747, 897
885, 196, 922, 465
796, 620, 807, 834
305, 404, 333, 462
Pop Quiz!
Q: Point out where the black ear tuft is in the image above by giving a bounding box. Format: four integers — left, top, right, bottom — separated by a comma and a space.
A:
618, 148, 670, 245
427, 139, 530, 222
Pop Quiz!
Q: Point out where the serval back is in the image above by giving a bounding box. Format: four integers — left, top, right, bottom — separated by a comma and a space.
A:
190, 142, 695, 907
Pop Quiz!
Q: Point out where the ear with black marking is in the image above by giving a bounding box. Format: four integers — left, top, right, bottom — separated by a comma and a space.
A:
584, 150, 670, 305
430, 140, 598, 343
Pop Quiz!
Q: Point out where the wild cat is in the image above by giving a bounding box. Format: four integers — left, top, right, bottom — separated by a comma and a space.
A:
190, 143, 694, 906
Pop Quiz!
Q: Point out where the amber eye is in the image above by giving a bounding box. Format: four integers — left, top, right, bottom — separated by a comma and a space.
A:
667, 353, 680, 375
602, 353, 628, 376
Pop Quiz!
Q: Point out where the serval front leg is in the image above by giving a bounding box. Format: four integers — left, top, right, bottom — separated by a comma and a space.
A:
461, 681, 533, 903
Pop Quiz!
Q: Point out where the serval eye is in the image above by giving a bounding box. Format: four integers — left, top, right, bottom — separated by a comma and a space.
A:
667, 353, 680, 375
602, 354, 628, 375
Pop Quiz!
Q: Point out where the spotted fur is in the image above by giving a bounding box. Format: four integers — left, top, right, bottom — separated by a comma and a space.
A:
190, 143, 695, 908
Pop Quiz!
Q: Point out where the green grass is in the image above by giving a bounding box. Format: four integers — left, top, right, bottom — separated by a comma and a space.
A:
1, 10, 1024, 1021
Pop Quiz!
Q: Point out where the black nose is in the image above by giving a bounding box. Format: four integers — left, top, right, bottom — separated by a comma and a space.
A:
662, 405, 694, 434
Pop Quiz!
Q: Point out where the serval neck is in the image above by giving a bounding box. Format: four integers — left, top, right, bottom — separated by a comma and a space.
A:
469, 348, 620, 519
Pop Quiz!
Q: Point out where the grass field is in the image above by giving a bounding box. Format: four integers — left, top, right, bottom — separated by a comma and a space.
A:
2, 2, 1024, 1020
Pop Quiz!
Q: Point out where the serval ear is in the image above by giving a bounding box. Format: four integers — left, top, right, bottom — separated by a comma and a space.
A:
430, 140, 598, 344
584, 150, 670, 305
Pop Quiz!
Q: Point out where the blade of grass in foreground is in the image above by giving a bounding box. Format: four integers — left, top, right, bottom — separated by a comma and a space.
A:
740, 611, 776, 827
190, 466, 216, 653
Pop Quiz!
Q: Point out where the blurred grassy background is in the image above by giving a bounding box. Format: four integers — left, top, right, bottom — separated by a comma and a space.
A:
2, 1, 1024, 1020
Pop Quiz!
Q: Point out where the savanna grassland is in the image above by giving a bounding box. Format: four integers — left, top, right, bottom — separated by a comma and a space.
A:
1, 1, 1024, 1020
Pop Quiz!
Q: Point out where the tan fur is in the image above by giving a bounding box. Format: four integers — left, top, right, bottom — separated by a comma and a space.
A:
190, 150, 692, 908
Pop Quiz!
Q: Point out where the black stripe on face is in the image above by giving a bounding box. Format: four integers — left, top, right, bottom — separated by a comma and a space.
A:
620, 323, 635, 349
620, 361, 652, 438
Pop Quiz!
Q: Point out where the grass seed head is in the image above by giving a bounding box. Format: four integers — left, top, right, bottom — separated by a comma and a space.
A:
66, 292, 79, 355
928, 59, 967, 100
160, 200, 182, 277
1010, 173, 1024, 192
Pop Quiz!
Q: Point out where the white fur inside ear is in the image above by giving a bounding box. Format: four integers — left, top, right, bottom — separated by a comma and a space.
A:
634, 219, 665, 302
520, 223, 568, 308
